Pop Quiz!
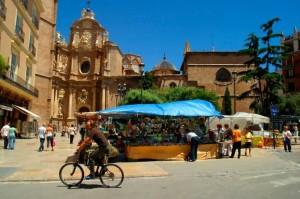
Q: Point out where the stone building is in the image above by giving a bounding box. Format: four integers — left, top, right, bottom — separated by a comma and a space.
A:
51, 8, 143, 127
0, 0, 44, 132
282, 28, 300, 92
180, 48, 255, 113
31, 0, 57, 125
149, 55, 185, 88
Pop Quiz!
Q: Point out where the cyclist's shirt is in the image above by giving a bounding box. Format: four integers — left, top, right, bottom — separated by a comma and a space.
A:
87, 127, 108, 147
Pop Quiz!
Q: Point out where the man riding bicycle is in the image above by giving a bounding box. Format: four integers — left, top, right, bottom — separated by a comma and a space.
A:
75, 119, 109, 179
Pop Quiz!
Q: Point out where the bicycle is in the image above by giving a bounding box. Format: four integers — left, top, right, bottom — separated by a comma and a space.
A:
59, 148, 124, 188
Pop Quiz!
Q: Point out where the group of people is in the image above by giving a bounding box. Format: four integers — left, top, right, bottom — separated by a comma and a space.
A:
37, 123, 56, 152
0, 122, 17, 150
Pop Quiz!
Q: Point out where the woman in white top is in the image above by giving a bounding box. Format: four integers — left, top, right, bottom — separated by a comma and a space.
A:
282, 125, 292, 152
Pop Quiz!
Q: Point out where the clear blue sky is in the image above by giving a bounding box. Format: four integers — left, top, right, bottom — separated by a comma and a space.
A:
57, 0, 300, 71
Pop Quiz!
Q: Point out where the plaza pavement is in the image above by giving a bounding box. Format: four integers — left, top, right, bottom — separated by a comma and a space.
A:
0, 135, 299, 182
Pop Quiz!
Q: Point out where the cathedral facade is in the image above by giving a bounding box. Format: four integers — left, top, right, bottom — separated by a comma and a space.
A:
51, 9, 143, 125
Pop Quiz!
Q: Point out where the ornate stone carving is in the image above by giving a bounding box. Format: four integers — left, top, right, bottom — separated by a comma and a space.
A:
78, 88, 88, 104
80, 31, 92, 49
57, 55, 68, 72
58, 88, 65, 117
58, 88, 65, 99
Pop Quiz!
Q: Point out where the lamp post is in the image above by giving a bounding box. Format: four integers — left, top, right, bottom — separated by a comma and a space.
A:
117, 82, 127, 105
232, 71, 237, 114
139, 63, 145, 103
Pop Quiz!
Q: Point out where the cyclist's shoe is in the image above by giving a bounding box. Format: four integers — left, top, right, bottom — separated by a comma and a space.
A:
85, 174, 96, 180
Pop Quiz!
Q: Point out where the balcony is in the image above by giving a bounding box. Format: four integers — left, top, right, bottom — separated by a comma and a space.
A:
15, 27, 25, 42
0, 0, 6, 20
0, 70, 38, 97
29, 44, 36, 56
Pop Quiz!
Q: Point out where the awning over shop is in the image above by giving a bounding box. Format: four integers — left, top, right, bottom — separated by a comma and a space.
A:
0, 104, 13, 111
99, 99, 221, 117
12, 105, 40, 119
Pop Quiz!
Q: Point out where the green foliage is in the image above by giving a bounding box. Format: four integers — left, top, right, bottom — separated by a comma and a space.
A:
120, 86, 220, 110
278, 93, 300, 115
141, 72, 156, 89
223, 87, 232, 115
239, 17, 290, 116
0, 54, 8, 74
121, 89, 163, 105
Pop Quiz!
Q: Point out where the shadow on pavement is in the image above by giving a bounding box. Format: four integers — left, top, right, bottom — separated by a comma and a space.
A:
57, 183, 122, 189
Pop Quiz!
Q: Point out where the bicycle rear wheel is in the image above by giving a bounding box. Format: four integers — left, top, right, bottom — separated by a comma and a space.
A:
99, 163, 124, 187
59, 163, 84, 187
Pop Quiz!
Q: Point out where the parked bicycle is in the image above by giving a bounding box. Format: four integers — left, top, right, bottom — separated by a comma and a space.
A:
59, 147, 124, 188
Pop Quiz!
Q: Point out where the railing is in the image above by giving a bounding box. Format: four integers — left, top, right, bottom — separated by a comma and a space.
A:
15, 27, 25, 42
0, 70, 39, 97
0, 0, 6, 20
32, 16, 39, 29
30, 44, 36, 56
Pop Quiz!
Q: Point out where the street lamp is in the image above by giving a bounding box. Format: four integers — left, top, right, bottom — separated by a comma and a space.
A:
139, 62, 145, 103
232, 71, 237, 114
117, 83, 127, 104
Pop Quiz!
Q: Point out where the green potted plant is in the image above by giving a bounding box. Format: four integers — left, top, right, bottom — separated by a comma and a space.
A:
0, 54, 8, 76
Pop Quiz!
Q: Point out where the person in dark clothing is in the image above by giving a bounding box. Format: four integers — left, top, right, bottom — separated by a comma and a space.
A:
75, 119, 109, 179
186, 131, 201, 161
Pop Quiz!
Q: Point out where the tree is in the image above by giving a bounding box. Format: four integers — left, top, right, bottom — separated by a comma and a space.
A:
141, 72, 156, 90
278, 93, 300, 115
120, 86, 220, 110
223, 87, 232, 115
239, 18, 290, 116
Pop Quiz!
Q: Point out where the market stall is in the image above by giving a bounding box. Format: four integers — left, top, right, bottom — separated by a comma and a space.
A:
99, 99, 222, 161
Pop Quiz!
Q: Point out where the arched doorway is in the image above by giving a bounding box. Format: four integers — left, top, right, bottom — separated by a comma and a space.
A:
78, 106, 90, 113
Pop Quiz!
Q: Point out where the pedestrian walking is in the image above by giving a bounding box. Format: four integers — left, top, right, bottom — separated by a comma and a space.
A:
223, 124, 233, 156
292, 124, 298, 143
46, 124, 54, 151
1, 122, 10, 149
230, 124, 242, 159
8, 124, 17, 150
37, 123, 46, 152
282, 125, 292, 152
186, 130, 201, 162
244, 127, 253, 157
68, 124, 76, 144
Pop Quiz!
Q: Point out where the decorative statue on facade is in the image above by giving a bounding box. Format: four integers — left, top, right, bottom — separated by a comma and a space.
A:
57, 55, 68, 72
58, 89, 65, 117
78, 89, 88, 104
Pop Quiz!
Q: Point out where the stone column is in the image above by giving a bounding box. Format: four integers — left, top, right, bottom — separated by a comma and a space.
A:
101, 86, 106, 110
92, 87, 96, 111
50, 86, 55, 117
68, 88, 73, 119
54, 87, 59, 118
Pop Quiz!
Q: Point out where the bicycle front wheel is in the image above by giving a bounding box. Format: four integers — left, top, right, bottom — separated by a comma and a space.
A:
59, 163, 84, 187
99, 163, 124, 187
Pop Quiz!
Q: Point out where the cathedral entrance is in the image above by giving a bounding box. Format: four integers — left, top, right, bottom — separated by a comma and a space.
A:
79, 106, 90, 113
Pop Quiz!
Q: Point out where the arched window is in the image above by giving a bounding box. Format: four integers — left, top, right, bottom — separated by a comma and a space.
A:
215, 68, 232, 82
80, 61, 90, 74
169, 82, 177, 88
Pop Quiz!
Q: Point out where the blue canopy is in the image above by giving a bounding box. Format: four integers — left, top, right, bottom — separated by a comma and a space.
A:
99, 99, 221, 117
100, 103, 164, 116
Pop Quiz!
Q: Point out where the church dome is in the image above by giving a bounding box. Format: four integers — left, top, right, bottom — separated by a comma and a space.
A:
153, 55, 176, 71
